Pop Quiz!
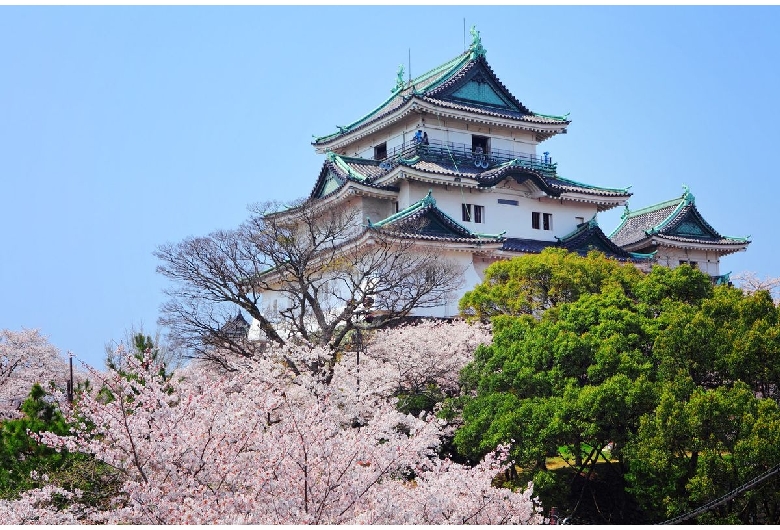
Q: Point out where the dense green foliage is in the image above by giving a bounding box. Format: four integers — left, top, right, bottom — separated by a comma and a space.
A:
0, 384, 121, 507
453, 249, 780, 523
0, 383, 71, 498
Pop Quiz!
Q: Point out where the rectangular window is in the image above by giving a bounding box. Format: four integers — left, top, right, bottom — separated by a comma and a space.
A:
474, 205, 484, 223
575, 216, 585, 225
543, 213, 552, 231
462, 203, 472, 222
462, 204, 484, 223
498, 198, 519, 206
374, 142, 387, 160
532, 212, 540, 229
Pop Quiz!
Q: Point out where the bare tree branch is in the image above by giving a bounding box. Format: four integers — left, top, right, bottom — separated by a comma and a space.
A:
156, 199, 464, 373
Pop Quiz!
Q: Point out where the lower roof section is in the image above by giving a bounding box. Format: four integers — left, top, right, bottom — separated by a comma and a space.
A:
501, 219, 654, 263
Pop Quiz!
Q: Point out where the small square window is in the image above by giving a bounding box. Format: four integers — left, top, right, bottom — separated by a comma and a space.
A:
575, 216, 585, 225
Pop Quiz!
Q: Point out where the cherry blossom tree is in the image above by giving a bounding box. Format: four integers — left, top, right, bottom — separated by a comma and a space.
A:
0, 338, 540, 524
0, 329, 70, 419
733, 271, 780, 302
330, 319, 492, 418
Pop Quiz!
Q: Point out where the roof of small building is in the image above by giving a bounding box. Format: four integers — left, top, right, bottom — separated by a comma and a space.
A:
503, 217, 653, 262
609, 187, 751, 249
369, 190, 504, 243
313, 28, 569, 147
220, 312, 250, 339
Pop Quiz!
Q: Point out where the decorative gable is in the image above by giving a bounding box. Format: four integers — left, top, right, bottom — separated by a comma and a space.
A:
414, 209, 473, 239
566, 231, 618, 255
316, 170, 344, 198
558, 218, 647, 261
437, 63, 522, 112
668, 210, 720, 240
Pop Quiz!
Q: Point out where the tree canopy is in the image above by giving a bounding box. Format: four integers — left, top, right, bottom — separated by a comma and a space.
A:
453, 249, 780, 524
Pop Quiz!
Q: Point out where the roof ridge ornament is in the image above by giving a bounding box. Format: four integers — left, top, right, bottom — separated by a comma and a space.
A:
422, 189, 436, 206
394, 64, 405, 92
469, 26, 486, 60
682, 184, 695, 204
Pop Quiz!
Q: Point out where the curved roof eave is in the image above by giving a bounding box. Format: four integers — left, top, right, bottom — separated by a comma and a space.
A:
313, 97, 570, 153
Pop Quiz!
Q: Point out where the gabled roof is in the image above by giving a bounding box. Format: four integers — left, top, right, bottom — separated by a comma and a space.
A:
368, 190, 504, 243
502, 217, 652, 262
220, 312, 250, 340
609, 187, 751, 253
309, 152, 398, 200
313, 28, 569, 148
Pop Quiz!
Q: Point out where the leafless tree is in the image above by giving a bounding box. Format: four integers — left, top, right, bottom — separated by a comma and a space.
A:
156, 199, 463, 371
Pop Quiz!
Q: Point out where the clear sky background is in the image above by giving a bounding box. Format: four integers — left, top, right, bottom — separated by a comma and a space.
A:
2, 6, 779, 369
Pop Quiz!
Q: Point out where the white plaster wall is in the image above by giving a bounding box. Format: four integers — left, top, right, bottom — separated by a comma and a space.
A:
361, 196, 395, 226
346, 116, 540, 161
404, 180, 599, 240
653, 247, 720, 276
408, 251, 483, 318
252, 250, 481, 335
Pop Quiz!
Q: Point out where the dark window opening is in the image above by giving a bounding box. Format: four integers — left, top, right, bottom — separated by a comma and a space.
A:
462, 203, 484, 223
543, 213, 553, 231
532, 212, 540, 230
462, 203, 472, 222
498, 198, 519, 206
474, 205, 484, 223
374, 142, 387, 160
472, 135, 489, 154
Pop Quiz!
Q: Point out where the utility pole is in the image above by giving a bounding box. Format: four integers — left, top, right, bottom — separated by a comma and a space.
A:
66, 351, 74, 403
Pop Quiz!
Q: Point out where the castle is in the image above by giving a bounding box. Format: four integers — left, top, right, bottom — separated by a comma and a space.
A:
252, 28, 749, 328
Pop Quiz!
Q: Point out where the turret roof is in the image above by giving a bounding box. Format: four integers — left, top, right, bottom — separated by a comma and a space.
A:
309, 153, 399, 200
313, 29, 569, 148
609, 187, 751, 251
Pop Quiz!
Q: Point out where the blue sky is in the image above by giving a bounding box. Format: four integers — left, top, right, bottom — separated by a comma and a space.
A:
2, 6, 779, 369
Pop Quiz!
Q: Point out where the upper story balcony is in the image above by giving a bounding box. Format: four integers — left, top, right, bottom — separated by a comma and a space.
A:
377, 138, 557, 176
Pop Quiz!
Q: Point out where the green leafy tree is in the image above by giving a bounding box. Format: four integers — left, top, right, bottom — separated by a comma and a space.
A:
453, 250, 780, 523
0, 383, 71, 498
459, 248, 643, 320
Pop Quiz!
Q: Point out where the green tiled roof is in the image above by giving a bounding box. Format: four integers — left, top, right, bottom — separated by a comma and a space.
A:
610, 186, 751, 248
313, 28, 568, 146
313, 52, 471, 145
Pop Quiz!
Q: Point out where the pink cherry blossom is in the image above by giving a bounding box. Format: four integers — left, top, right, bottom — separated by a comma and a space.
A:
1, 322, 540, 524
